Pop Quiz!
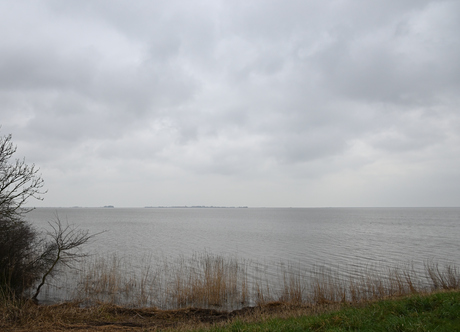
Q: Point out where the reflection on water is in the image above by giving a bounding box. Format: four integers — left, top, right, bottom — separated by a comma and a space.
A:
26, 207, 460, 305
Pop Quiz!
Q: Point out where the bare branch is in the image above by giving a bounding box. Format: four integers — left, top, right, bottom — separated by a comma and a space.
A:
0, 132, 46, 221
32, 214, 104, 301
1, 131, 49, 296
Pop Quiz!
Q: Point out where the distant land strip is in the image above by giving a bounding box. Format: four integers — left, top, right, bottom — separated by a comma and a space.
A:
144, 205, 248, 208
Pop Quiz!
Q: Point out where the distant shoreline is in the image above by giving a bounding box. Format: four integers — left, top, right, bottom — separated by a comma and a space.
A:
144, 205, 248, 209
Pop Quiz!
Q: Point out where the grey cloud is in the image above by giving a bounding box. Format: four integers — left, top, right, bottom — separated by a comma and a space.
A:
1, 0, 459, 207
311, 1, 460, 105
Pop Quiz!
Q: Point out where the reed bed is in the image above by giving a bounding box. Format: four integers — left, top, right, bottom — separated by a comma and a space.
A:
2, 254, 460, 331
34, 253, 460, 310
50, 252, 250, 309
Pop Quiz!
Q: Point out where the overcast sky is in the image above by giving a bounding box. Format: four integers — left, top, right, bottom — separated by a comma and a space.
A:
1, 0, 459, 208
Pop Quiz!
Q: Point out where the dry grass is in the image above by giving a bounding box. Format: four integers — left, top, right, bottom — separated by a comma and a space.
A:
426, 262, 460, 290
0, 292, 347, 332
54, 252, 250, 310
3, 254, 460, 331
35, 253, 460, 310
166, 253, 247, 308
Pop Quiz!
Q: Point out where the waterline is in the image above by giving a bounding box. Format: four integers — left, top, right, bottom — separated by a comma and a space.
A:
38, 252, 460, 310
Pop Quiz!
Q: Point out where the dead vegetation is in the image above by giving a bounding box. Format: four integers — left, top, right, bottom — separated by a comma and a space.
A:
2, 254, 459, 331
40, 254, 460, 308
0, 295, 340, 331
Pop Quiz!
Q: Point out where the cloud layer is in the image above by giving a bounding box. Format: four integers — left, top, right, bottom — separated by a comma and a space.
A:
1, 0, 459, 207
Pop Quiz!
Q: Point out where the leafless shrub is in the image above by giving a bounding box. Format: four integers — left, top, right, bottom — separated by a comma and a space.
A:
32, 215, 101, 301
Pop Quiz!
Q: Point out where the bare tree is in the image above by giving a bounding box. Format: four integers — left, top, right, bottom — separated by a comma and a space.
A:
0, 132, 46, 294
32, 215, 100, 301
1, 131, 99, 300
0, 133, 46, 221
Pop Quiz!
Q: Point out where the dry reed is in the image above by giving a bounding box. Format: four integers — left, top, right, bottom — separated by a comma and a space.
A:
167, 253, 245, 308
31, 253, 460, 310
2, 255, 460, 332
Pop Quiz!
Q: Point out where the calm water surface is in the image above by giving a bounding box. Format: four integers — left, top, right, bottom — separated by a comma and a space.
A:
27, 207, 460, 273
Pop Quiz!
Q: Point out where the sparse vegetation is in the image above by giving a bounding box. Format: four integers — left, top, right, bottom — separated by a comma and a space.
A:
37, 253, 458, 310
1, 257, 459, 331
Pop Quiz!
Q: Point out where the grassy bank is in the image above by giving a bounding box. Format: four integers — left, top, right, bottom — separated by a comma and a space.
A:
201, 290, 460, 332
1, 289, 459, 331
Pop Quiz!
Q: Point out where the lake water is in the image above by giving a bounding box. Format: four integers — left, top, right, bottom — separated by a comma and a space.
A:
26, 207, 460, 305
